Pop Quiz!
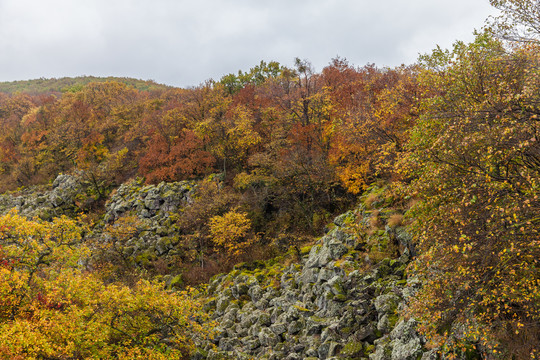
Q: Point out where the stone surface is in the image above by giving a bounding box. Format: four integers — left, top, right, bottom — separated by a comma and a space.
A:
92, 178, 195, 280
199, 205, 431, 359
3, 178, 431, 359
0, 173, 85, 219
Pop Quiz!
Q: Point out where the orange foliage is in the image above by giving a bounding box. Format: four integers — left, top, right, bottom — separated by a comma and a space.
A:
139, 129, 215, 183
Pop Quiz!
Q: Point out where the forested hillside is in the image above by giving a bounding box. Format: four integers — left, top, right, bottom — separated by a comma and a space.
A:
0, 76, 170, 95
0, 0, 538, 358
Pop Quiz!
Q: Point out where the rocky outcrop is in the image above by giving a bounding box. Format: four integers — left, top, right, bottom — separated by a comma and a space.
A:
0, 175, 430, 359
94, 179, 195, 272
0, 174, 85, 219
196, 206, 428, 360
103, 179, 195, 223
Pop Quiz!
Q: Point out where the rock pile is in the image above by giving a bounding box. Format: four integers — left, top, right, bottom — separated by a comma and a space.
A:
96, 179, 195, 270
197, 207, 431, 360
0, 173, 84, 219
104, 178, 194, 222
0, 175, 435, 359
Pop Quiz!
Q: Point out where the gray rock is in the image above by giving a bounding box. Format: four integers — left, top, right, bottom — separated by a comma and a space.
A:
326, 276, 345, 296
232, 283, 249, 299
318, 268, 335, 282
248, 285, 264, 302
270, 323, 288, 335
390, 319, 417, 341
318, 341, 341, 359
321, 323, 341, 343
249, 324, 263, 338
370, 336, 392, 360
287, 320, 303, 335
284, 353, 300, 360
243, 337, 260, 350
306, 322, 323, 335
421, 350, 438, 360
300, 267, 320, 284
222, 307, 238, 322
200, 202, 426, 360
219, 337, 240, 351
257, 312, 272, 326
332, 211, 355, 227
377, 313, 390, 333
292, 343, 305, 353
355, 322, 377, 342
391, 337, 422, 360
374, 293, 400, 314
306, 237, 348, 269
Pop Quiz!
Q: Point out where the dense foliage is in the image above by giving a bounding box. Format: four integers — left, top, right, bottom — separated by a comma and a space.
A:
0, 59, 417, 247
0, 76, 169, 95
0, 1, 538, 357
0, 212, 212, 359
394, 2, 540, 357
402, 33, 540, 358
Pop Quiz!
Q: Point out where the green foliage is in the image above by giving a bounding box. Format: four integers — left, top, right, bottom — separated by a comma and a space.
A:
0, 76, 169, 95
219, 60, 286, 94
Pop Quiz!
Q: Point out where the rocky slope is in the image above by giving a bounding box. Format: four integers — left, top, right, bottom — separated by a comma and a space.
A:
0, 174, 86, 219
0, 175, 434, 359
196, 200, 434, 360
0, 174, 196, 281
95, 178, 195, 274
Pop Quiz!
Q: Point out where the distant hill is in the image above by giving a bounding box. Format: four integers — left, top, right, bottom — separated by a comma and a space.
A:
0, 76, 172, 94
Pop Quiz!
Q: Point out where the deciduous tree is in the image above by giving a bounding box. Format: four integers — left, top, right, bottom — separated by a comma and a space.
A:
403, 33, 540, 358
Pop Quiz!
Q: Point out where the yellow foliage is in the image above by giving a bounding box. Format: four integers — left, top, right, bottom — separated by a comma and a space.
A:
0, 212, 214, 358
336, 163, 370, 194
403, 34, 540, 358
209, 209, 255, 257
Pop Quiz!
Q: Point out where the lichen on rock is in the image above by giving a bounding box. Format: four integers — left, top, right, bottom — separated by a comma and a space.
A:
197, 195, 430, 360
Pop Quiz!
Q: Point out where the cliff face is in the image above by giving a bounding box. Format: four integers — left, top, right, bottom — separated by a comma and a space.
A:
198, 204, 433, 360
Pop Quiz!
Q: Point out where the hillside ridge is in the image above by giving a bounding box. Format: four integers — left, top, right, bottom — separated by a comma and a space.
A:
0, 76, 171, 94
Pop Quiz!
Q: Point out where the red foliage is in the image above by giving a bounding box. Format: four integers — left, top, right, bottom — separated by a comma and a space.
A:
139, 129, 215, 183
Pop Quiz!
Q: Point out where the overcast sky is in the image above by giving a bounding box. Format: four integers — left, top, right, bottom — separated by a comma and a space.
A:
0, 0, 499, 88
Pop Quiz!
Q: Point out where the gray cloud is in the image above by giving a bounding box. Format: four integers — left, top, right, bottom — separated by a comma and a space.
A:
0, 0, 498, 87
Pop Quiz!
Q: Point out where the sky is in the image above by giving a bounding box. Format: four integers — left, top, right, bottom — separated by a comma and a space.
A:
0, 0, 499, 88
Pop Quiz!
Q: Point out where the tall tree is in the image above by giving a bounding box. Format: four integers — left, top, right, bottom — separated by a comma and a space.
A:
489, 0, 540, 43
403, 33, 540, 358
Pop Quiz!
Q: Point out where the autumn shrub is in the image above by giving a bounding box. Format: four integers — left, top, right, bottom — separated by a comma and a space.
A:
368, 210, 381, 233
0, 273, 213, 360
175, 177, 240, 263
387, 213, 403, 228
363, 193, 380, 209
209, 209, 256, 258
0, 212, 214, 359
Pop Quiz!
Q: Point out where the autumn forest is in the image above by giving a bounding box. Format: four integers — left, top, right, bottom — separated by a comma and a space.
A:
0, 0, 538, 359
